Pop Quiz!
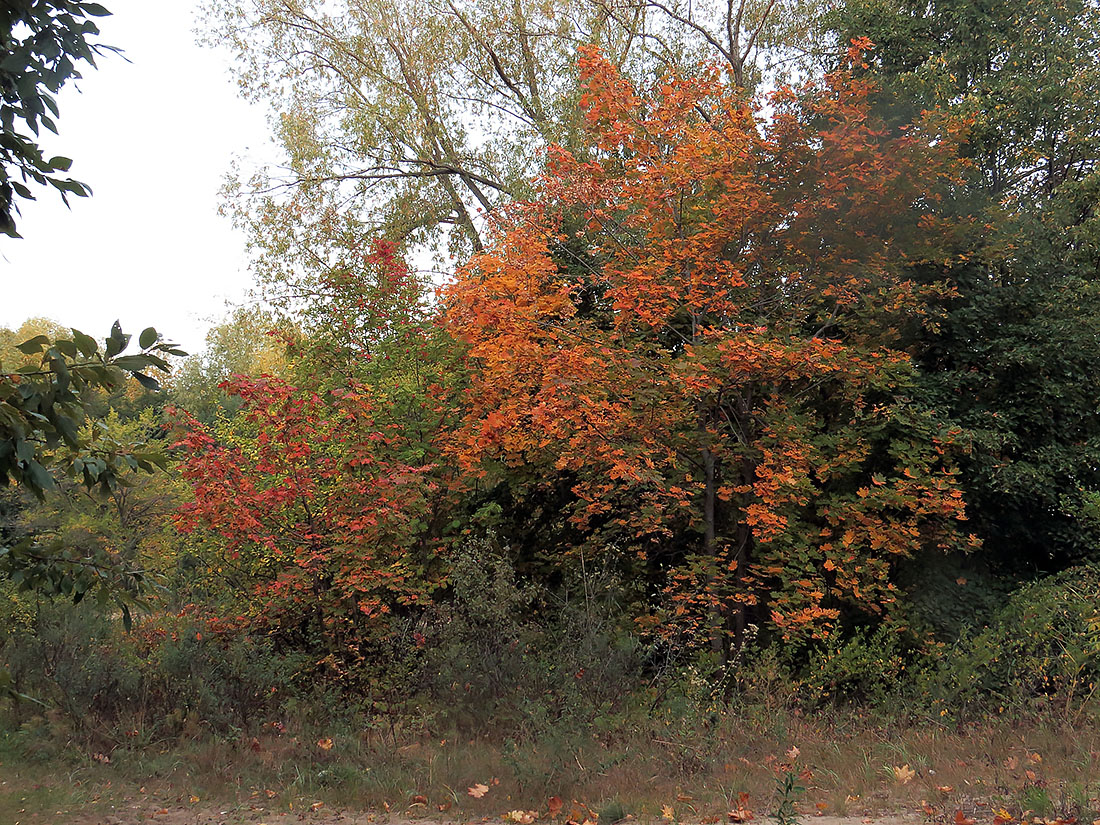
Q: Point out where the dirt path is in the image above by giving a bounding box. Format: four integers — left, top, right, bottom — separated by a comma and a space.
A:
20, 802, 928, 825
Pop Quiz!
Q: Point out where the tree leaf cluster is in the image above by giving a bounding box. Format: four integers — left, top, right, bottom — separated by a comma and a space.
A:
0, 0, 119, 236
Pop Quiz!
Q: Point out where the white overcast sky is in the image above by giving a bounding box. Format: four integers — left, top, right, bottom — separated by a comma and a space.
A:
0, 0, 274, 354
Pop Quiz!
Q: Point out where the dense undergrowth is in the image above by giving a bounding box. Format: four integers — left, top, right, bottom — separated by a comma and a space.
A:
5, 552, 1100, 747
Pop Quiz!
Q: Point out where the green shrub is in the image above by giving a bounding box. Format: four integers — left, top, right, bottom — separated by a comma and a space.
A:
799, 624, 915, 707
925, 565, 1100, 717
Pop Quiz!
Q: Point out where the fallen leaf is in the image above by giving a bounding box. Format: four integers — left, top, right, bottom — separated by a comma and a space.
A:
955, 811, 977, 825
1026, 770, 1038, 781
311, 801, 325, 811
786, 746, 800, 760
994, 808, 1015, 825
1029, 753, 1043, 764
469, 784, 490, 799
922, 802, 936, 816
936, 786, 955, 793
894, 764, 916, 785
411, 794, 428, 805
662, 805, 676, 820
316, 738, 334, 751
189, 795, 200, 803
440, 801, 454, 812
677, 794, 694, 803
728, 795, 754, 824
549, 797, 564, 818
1004, 756, 1019, 770
505, 810, 538, 824
265, 789, 278, 798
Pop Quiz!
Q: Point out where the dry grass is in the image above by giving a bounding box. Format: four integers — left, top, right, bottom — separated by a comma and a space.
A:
4, 710, 1099, 825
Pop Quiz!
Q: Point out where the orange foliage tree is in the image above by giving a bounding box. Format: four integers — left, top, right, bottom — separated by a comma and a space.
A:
443, 41, 977, 653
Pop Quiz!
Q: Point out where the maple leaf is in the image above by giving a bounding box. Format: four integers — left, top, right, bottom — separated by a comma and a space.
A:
894, 764, 915, 784
662, 805, 676, 820
505, 811, 539, 824
729, 796, 754, 823
316, 738, 334, 750
469, 784, 490, 799
955, 811, 977, 825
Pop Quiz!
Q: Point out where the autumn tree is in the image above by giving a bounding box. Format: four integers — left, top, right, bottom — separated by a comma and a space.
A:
444, 43, 976, 654
201, 0, 814, 326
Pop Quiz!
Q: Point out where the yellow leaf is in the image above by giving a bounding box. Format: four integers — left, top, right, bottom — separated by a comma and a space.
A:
893, 764, 915, 784
468, 784, 490, 798
316, 738, 334, 751
662, 805, 676, 820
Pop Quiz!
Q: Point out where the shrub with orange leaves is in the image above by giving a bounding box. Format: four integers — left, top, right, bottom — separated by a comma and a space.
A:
444, 42, 977, 651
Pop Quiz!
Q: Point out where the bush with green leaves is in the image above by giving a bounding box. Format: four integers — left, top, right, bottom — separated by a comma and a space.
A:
925, 566, 1100, 718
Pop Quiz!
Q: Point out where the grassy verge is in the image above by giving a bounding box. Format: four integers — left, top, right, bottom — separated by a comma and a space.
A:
2, 710, 1099, 825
